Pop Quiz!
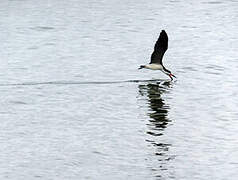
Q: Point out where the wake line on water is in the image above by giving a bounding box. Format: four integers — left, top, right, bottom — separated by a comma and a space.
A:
0, 79, 170, 87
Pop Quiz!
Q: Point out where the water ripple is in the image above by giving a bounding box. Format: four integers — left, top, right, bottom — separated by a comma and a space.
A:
0, 79, 173, 87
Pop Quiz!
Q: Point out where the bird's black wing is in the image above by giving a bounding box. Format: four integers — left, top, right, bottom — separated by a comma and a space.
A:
150, 30, 168, 65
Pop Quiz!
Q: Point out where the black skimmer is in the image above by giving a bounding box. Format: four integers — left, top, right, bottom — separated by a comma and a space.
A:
139, 30, 176, 81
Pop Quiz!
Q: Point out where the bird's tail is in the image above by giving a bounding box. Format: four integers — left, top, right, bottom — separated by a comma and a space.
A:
138, 65, 145, 69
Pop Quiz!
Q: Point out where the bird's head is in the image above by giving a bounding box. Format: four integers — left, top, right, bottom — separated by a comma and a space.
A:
162, 68, 176, 81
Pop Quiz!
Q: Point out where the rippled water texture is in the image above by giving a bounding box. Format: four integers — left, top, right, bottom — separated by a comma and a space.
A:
0, 0, 238, 179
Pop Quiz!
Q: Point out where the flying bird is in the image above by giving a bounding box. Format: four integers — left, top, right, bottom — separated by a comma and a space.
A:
139, 30, 176, 80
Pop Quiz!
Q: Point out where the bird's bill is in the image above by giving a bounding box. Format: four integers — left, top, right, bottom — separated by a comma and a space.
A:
170, 73, 176, 78
169, 73, 176, 80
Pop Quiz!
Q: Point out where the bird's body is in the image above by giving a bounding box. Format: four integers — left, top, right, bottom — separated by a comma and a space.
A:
140, 64, 163, 70
139, 30, 176, 80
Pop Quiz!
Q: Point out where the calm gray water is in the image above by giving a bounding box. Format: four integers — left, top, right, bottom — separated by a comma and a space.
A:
0, 0, 238, 179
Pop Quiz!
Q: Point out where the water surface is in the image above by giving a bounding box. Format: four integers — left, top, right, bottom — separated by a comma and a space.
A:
0, 0, 238, 179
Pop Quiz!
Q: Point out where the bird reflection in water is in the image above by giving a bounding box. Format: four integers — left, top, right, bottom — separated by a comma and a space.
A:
138, 81, 174, 178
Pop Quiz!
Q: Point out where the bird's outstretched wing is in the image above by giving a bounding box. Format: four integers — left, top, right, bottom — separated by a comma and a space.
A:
150, 30, 168, 65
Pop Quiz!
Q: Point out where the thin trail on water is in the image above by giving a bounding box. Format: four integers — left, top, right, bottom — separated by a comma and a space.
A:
0, 79, 172, 87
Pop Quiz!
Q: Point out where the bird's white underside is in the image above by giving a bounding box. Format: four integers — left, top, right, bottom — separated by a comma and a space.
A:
144, 63, 163, 70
